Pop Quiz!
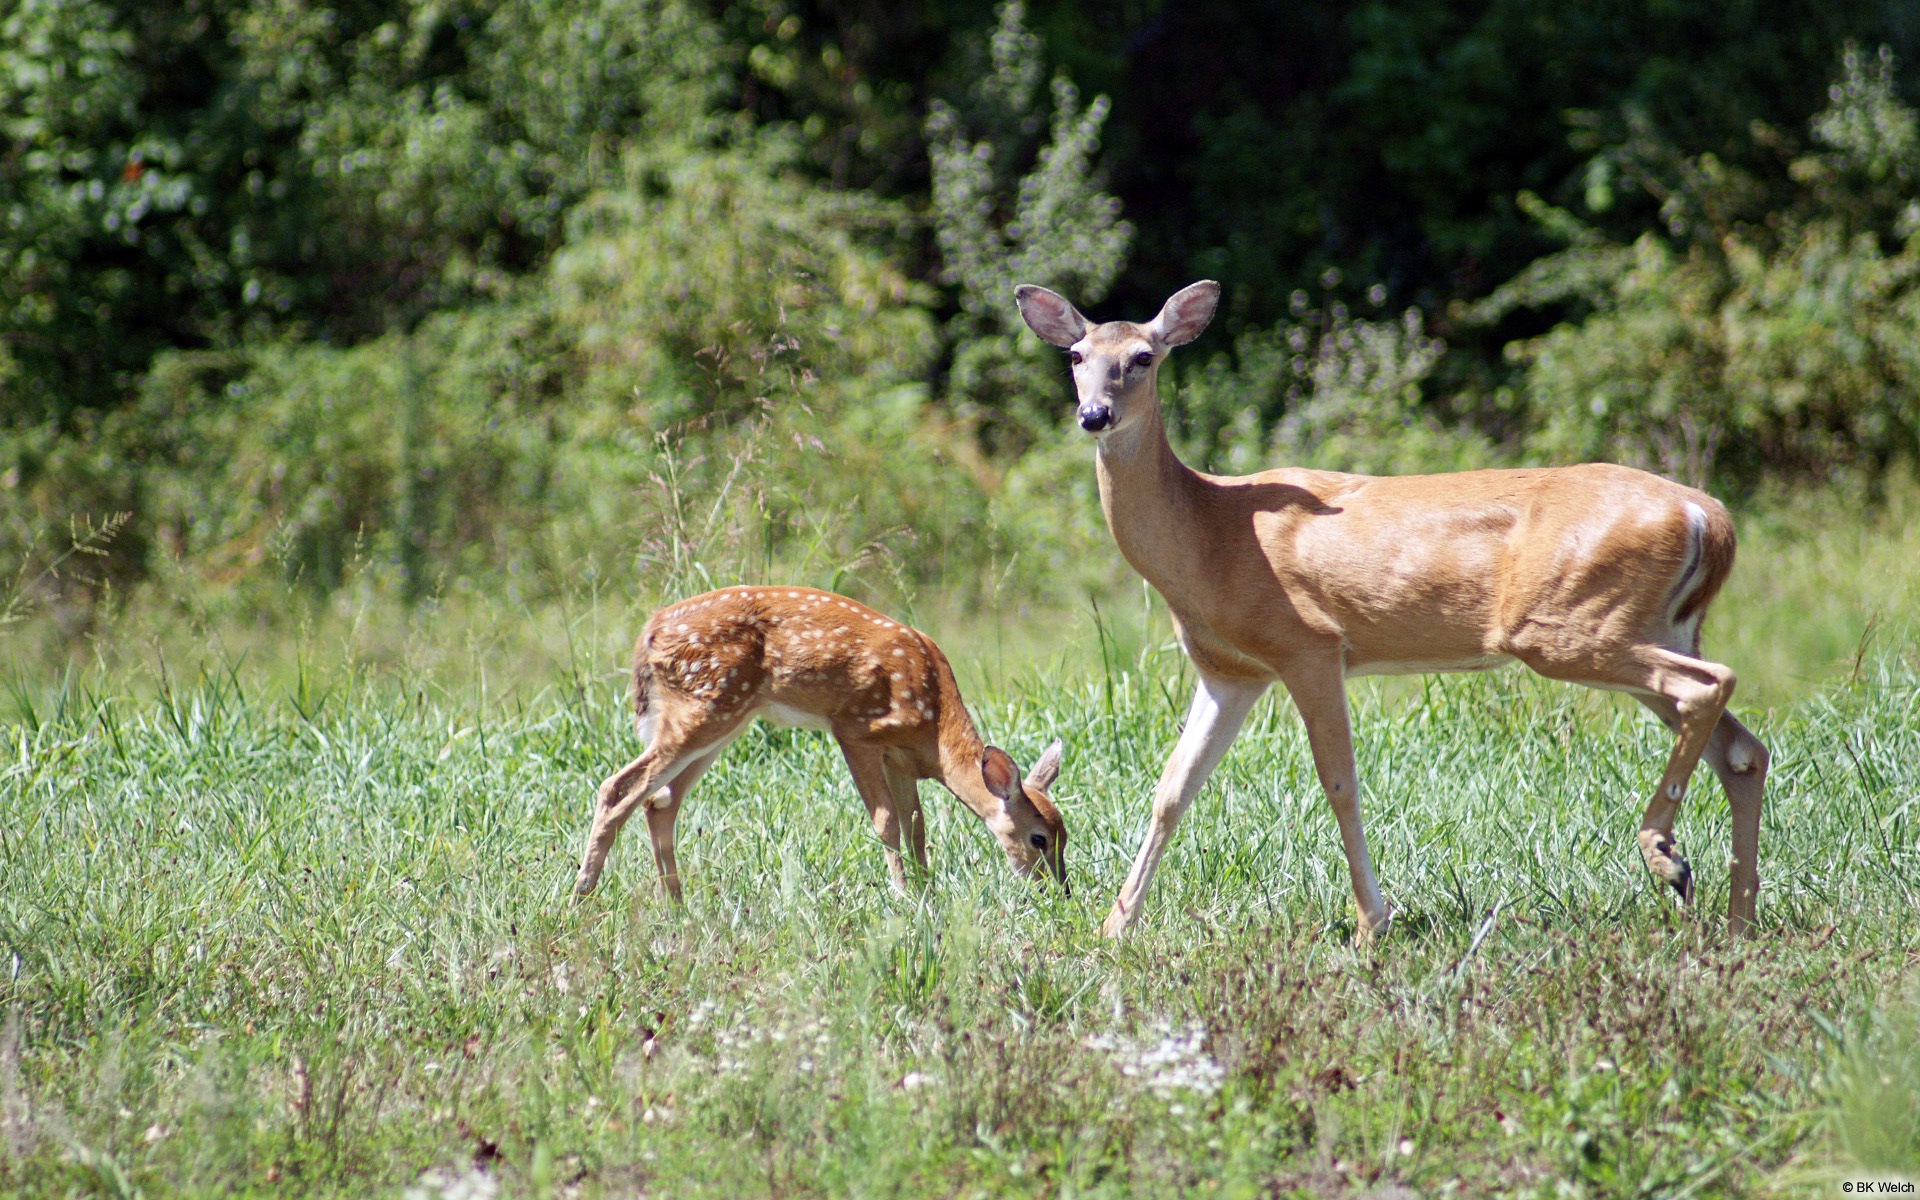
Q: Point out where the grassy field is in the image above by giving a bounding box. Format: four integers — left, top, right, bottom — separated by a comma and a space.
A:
1, 609, 1917, 1197
12, 468, 1920, 713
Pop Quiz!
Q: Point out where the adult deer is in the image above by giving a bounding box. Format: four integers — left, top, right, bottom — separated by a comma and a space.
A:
1014, 279, 1768, 938
573, 586, 1067, 900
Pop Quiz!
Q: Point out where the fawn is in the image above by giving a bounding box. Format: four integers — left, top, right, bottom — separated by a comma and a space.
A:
574, 586, 1067, 900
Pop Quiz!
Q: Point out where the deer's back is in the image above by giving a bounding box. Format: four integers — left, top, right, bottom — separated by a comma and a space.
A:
1183, 462, 1731, 673
637, 587, 949, 742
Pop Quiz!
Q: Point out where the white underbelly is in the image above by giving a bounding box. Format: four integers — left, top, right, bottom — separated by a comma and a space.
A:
761, 701, 833, 731
1345, 653, 1515, 679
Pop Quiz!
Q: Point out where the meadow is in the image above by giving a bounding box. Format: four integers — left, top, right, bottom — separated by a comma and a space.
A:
8, 4, 1920, 1195
2, 501, 1919, 1199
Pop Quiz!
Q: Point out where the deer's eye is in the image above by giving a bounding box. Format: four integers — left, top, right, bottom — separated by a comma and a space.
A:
1028, 833, 1048, 849
1132, 351, 1154, 369
1068, 350, 1083, 366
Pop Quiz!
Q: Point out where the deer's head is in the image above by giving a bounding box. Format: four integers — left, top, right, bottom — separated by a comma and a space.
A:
1014, 281, 1220, 439
980, 739, 1068, 890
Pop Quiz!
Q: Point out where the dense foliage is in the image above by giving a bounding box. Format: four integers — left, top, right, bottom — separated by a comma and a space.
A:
3, 0, 1918, 624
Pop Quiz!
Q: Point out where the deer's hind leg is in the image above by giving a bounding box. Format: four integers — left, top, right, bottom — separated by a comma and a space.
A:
1658, 705, 1767, 933
645, 745, 724, 904
1706, 712, 1767, 934
577, 710, 749, 897
1518, 640, 1734, 909
1634, 698, 1768, 932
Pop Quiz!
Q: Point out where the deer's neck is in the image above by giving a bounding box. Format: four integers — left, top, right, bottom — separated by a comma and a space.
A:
1093, 396, 1209, 590
925, 644, 1012, 829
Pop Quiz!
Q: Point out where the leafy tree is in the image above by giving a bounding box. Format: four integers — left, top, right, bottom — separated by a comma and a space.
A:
1174, 280, 1485, 477
0, 0, 729, 429
926, 1, 1131, 446
1473, 46, 1920, 493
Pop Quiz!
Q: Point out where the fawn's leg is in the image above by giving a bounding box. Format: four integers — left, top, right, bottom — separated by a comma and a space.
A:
883, 757, 929, 882
578, 713, 745, 895
646, 745, 724, 903
840, 741, 909, 893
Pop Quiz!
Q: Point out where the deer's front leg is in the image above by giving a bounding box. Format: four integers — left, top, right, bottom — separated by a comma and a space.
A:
577, 743, 699, 897
840, 741, 911, 894
1103, 674, 1267, 938
883, 759, 929, 879
1281, 666, 1389, 936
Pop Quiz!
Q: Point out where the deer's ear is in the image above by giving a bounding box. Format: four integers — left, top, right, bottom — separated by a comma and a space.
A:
1025, 738, 1064, 792
1014, 285, 1088, 348
1147, 280, 1221, 347
981, 746, 1021, 801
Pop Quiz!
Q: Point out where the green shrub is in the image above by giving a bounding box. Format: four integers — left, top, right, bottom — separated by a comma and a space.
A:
550, 137, 936, 428
1473, 45, 1920, 494
1175, 285, 1490, 476
927, 1, 1132, 452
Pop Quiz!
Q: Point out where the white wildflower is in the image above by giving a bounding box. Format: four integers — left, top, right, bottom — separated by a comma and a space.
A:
1089, 1020, 1224, 1102
403, 1166, 499, 1200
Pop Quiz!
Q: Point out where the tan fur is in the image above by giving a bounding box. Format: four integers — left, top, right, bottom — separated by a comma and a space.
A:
1015, 280, 1769, 938
574, 586, 1067, 900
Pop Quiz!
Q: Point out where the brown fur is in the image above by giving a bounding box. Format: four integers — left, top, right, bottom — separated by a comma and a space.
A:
575, 586, 1067, 900
1016, 279, 1770, 938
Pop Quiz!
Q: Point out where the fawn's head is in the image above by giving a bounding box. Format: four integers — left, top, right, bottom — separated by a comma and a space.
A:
1014, 281, 1220, 441
980, 739, 1068, 891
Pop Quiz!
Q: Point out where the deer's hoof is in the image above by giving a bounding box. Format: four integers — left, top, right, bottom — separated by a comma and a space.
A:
1669, 859, 1694, 905
1355, 911, 1393, 945
1639, 830, 1693, 904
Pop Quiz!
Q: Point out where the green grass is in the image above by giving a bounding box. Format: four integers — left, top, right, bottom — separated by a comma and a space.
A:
1, 628, 1916, 1198
12, 468, 1920, 712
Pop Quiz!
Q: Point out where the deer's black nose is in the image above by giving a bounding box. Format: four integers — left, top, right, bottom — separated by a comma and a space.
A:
1079, 405, 1112, 432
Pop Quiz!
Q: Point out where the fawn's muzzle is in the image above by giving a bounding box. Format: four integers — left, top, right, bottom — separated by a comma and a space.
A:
1078, 405, 1112, 432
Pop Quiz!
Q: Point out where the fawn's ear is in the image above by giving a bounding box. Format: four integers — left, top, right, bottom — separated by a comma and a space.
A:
1147, 280, 1221, 347
1014, 285, 1089, 348
1025, 738, 1064, 792
981, 746, 1021, 801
